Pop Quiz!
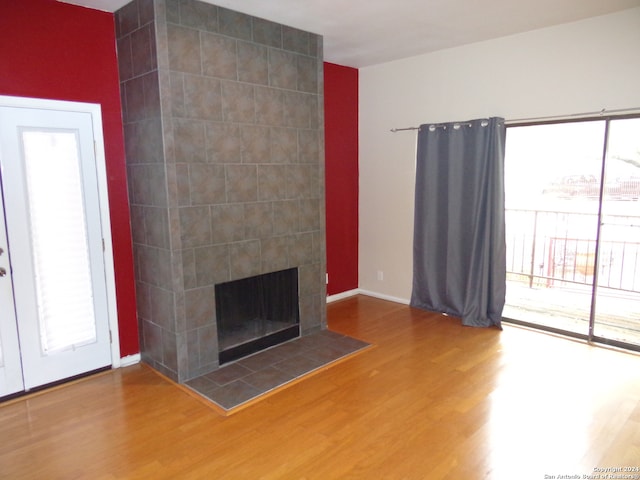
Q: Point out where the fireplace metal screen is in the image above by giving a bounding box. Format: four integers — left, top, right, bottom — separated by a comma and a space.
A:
215, 268, 300, 364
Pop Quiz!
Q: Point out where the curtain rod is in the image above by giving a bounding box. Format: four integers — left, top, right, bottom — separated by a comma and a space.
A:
390, 107, 640, 132
506, 106, 640, 124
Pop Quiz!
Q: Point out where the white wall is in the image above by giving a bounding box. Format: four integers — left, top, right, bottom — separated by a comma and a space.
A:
358, 7, 640, 303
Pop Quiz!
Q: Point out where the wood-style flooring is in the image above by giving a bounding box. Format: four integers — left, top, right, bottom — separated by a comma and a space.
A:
1, 295, 639, 479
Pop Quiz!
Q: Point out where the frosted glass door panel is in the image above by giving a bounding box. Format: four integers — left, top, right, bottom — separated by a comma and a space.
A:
21, 130, 97, 354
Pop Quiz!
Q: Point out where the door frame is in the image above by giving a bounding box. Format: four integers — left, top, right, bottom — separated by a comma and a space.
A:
503, 115, 640, 353
0, 95, 121, 367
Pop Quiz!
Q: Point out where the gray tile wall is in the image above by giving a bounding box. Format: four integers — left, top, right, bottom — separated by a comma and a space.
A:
116, 0, 326, 382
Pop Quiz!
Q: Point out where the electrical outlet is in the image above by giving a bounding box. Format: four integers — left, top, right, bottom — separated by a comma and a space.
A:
377, 270, 384, 281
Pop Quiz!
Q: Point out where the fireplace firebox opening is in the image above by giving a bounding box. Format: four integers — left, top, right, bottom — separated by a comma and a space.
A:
215, 268, 300, 365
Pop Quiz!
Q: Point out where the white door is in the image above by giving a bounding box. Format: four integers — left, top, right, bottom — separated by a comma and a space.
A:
0, 98, 116, 397
0, 186, 23, 396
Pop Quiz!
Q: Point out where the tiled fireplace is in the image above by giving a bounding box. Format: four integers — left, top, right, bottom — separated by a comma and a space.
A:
116, 0, 326, 382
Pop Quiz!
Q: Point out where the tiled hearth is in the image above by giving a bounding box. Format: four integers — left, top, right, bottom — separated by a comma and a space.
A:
185, 330, 371, 412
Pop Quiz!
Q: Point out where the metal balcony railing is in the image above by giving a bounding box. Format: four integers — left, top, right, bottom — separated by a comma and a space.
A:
505, 208, 640, 293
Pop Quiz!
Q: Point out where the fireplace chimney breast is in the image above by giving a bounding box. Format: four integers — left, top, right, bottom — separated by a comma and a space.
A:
116, 0, 326, 382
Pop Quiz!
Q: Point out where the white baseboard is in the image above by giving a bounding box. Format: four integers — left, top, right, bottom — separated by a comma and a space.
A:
326, 288, 410, 306
356, 289, 410, 305
117, 353, 141, 368
326, 289, 360, 303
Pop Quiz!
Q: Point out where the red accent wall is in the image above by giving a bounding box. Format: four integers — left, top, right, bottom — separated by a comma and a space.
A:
0, 0, 139, 357
324, 62, 359, 296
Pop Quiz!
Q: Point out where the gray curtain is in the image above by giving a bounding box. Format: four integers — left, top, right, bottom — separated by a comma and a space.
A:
410, 117, 506, 328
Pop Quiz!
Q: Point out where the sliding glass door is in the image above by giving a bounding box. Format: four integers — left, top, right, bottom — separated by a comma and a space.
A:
503, 116, 640, 350
593, 117, 640, 346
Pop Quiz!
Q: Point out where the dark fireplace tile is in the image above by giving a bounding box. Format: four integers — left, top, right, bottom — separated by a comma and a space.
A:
176, 164, 191, 207
288, 233, 313, 265
116, 0, 139, 37
272, 200, 299, 235
179, 206, 211, 247
186, 375, 215, 390
225, 164, 258, 203
299, 263, 322, 296
297, 55, 318, 94
258, 165, 287, 201
301, 345, 352, 364
267, 340, 309, 358
260, 236, 289, 273
180, 248, 196, 289
244, 202, 273, 239
299, 199, 321, 231
194, 245, 229, 288
198, 324, 218, 366
142, 319, 163, 364
242, 366, 295, 392
149, 285, 174, 331
252, 17, 282, 49
236, 348, 289, 372
286, 165, 307, 199
282, 26, 311, 56
178, 0, 218, 34
282, 91, 311, 129
186, 376, 218, 398
237, 41, 268, 86
173, 118, 206, 163
137, 245, 173, 290
184, 286, 215, 330
189, 164, 226, 205
206, 122, 241, 164
183, 75, 223, 121
228, 240, 261, 280
206, 380, 262, 410
331, 333, 372, 351
131, 24, 156, 78
117, 35, 133, 82
167, 24, 201, 74
218, 7, 252, 41
203, 362, 253, 386
170, 72, 186, 117
254, 86, 283, 127
309, 97, 321, 130
270, 127, 297, 164
295, 330, 335, 349
268, 50, 297, 90
144, 206, 170, 249
221, 81, 255, 124
309, 32, 321, 60
240, 125, 270, 163
211, 204, 245, 244
272, 354, 326, 377
299, 294, 323, 334
138, 118, 165, 164
162, 328, 179, 372
298, 130, 320, 164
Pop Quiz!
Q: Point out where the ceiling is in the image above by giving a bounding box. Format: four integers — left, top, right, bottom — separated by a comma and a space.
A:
59, 0, 640, 67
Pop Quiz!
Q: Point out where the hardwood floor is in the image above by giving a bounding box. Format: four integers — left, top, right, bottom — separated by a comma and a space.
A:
1, 295, 639, 479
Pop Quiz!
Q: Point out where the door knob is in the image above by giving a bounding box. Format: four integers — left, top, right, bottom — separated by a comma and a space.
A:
0, 267, 6, 277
